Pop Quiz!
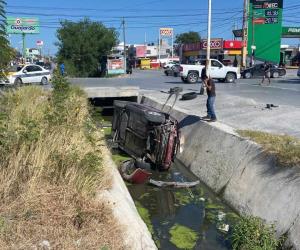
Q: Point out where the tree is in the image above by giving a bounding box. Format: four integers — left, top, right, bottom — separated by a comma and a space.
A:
0, 0, 14, 80
175, 31, 201, 45
56, 19, 118, 77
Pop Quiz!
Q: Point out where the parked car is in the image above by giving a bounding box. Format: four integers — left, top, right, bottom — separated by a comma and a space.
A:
179, 59, 240, 83
163, 61, 178, 69
1, 64, 51, 85
297, 67, 300, 78
164, 64, 180, 77
241, 64, 286, 79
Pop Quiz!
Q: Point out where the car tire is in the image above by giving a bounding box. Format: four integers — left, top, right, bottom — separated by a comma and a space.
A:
272, 72, 279, 78
14, 78, 22, 86
181, 92, 198, 101
41, 77, 48, 85
244, 72, 252, 79
181, 77, 188, 83
225, 73, 236, 83
187, 72, 199, 83
174, 72, 178, 77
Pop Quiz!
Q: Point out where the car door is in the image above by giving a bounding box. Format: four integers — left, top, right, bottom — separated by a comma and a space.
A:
21, 65, 36, 83
253, 64, 264, 77
210, 60, 226, 79
32, 65, 45, 83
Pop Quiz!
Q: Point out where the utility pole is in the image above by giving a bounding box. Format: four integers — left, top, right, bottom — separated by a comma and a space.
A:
206, 0, 212, 77
122, 17, 127, 73
242, 0, 248, 68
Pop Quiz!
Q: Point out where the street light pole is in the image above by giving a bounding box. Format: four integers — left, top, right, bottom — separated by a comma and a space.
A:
242, 0, 249, 68
206, 0, 212, 77
122, 17, 127, 74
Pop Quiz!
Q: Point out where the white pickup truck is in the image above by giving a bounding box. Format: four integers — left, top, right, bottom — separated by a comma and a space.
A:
179, 59, 240, 83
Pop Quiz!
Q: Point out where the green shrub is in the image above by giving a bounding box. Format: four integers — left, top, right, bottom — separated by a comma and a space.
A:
231, 216, 281, 250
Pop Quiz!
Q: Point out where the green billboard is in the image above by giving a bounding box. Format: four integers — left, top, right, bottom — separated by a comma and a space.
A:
6, 17, 40, 34
247, 0, 283, 63
282, 27, 300, 38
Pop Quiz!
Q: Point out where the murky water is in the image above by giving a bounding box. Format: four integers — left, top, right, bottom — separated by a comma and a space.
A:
127, 160, 238, 250
92, 108, 238, 250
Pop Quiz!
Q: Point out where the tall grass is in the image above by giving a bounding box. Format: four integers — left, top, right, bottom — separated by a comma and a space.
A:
0, 77, 124, 249
238, 130, 300, 168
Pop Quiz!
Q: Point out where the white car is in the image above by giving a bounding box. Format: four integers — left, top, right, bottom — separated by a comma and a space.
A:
179, 59, 240, 83
163, 61, 179, 69
2, 64, 51, 85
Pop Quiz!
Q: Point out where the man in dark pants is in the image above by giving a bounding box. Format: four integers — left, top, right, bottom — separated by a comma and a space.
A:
203, 75, 217, 122
261, 61, 271, 85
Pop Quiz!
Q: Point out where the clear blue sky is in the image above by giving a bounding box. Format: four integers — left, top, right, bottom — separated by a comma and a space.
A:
6, 0, 300, 56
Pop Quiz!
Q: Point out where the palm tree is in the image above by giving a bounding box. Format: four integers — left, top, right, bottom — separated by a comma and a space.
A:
0, 0, 13, 80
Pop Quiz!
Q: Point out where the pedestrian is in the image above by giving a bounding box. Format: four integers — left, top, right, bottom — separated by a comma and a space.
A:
59, 62, 65, 76
203, 75, 217, 122
261, 61, 271, 85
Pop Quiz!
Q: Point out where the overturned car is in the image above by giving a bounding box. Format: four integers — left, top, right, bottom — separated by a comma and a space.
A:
112, 101, 180, 171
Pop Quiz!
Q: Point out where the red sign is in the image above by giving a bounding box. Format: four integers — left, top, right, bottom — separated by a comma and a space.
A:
136, 45, 146, 58
223, 40, 243, 49
201, 39, 223, 50
253, 18, 265, 24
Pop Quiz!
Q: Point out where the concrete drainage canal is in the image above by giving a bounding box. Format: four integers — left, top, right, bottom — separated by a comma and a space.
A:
91, 99, 239, 250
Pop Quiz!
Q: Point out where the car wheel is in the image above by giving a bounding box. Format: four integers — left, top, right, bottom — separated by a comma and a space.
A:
244, 72, 252, 79
225, 73, 236, 83
187, 72, 199, 84
181, 77, 188, 83
181, 92, 198, 101
14, 78, 22, 86
174, 72, 178, 77
272, 72, 279, 78
165, 71, 169, 76
41, 77, 48, 85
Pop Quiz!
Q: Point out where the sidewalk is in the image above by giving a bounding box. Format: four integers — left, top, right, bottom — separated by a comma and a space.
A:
142, 90, 300, 138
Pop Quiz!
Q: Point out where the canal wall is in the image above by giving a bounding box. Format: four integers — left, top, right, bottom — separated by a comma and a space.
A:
142, 96, 300, 250
98, 146, 157, 250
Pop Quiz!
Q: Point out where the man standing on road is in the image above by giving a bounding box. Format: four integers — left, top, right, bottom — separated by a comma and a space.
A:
203, 75, 217, 122
261, 61, 271, 85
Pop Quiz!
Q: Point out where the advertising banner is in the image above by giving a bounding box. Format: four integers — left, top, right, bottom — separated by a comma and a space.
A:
223, 40, 243, 49
282, 27, 300, 38
6, 17, 40, 34
247, 0, 283, 63
136, 45, 146, 58
107, 59, 125, 74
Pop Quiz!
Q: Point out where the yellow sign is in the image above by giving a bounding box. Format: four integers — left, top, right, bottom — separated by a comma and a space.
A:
224, 50, 242, 55
140, 58, 151, 70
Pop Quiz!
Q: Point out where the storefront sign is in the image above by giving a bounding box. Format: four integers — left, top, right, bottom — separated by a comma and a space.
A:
107, 59, 125, 74
223, 40, 243, 49
201, 39, 223, 50
282, 27, 300, 38
6, 17, 40, 34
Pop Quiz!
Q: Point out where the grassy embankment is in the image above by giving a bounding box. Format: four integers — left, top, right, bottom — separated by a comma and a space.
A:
238, 130, 300, 168
0, 75, 125, 249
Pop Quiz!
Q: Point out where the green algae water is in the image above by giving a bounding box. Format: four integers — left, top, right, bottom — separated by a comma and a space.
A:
127, 160, 239, 250
93, 108, 239, 249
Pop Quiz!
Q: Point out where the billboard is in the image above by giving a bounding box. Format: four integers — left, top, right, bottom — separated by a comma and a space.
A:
247, 0, 283, 63
6, 17, 40, 34
107, 59, 125, 74
136, 45, 146, 58
160, 28, 173, 37
282, 27, 300, 38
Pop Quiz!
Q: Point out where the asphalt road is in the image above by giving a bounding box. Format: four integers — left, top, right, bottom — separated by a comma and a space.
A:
70, 69, 300, 108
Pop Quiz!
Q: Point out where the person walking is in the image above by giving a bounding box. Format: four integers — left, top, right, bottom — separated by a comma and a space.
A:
261, 61, 271, 85
203, 75, 217, 122
59, 63, 65, 76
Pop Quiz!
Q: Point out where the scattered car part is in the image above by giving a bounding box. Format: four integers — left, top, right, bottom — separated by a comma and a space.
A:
149, 179, 200, 188
181, 92, 198, 101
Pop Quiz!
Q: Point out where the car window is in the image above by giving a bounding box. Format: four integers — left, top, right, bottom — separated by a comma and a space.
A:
26, 66, 43, 72
211, 60, 222, 67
